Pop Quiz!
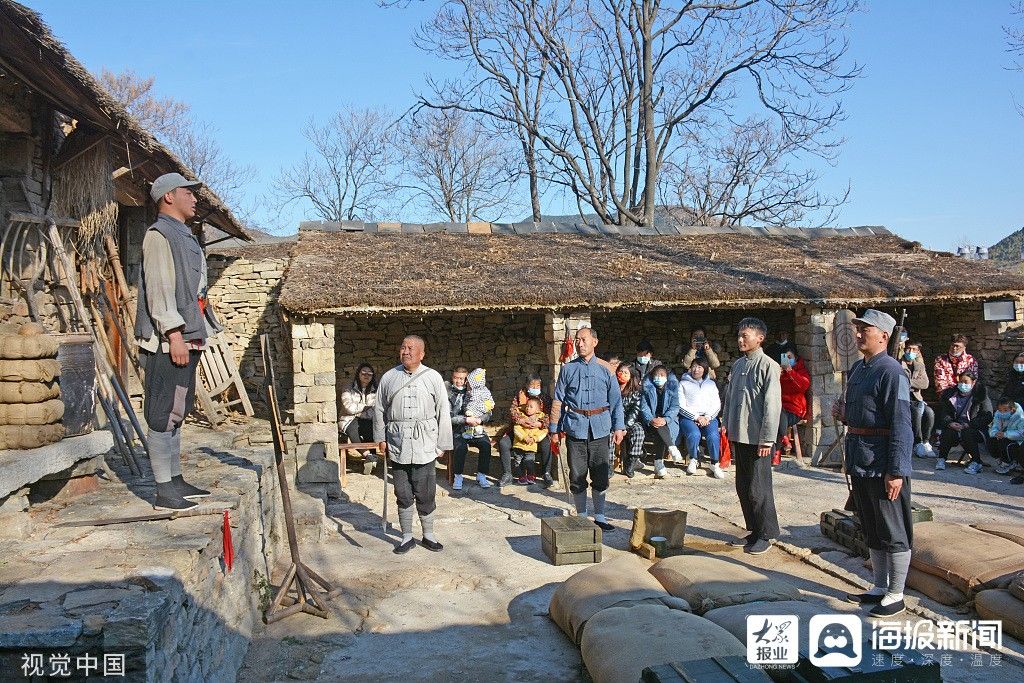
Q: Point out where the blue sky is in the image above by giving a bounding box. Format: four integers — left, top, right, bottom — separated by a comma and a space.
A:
26, 0, 1024, 250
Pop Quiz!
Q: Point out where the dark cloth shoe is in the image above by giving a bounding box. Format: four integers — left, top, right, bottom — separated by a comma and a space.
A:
393, 538, 417, 554
498, 474, 514, 487
594, 520, 615, 532
728, 534, 755, 548
172, 475, 210, 500
421, 538, 444, 552
624, 457, 640, 478
869, 599, 906, 618
154, 482, 197, 511
542, 474, 554, 489
744, 538, 772, 555
845, 591, 884, 605
1012, 474, 1024, 485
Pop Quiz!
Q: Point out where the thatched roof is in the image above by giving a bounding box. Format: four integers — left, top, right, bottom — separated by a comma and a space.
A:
279, 223, 1024, 315
0, 0, 248, 240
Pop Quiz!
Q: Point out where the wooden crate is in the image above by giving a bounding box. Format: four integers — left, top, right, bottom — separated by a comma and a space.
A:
643, 657, 771, 682
542, 537, 602, 565
541, 516, 602, 566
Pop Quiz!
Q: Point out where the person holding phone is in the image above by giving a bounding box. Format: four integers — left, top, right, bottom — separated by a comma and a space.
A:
776, 342, 811, 459
680, 327, 721, 379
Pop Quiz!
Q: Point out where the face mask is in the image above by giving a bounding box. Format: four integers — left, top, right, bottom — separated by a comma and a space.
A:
653, 376, 667, 387
997, 410, 1012, 419
951, 350, 963, 358
527, 387, 541, 397
903, 352, 917, 361
637, 356, 650, 365
1015, 364, 1024, 373
957, 383, 972, 394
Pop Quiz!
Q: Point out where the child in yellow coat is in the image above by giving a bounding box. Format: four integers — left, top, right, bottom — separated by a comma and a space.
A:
512, 397, 547, 484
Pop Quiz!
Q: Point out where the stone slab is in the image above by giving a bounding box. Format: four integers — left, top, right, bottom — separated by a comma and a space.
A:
0, 430, 113, 499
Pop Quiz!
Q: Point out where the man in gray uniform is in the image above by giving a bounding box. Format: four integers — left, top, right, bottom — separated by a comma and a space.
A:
374, 335, 454, 554
135, 173, 221, 511
723, 317, 782, 555
834, 309, 914, 618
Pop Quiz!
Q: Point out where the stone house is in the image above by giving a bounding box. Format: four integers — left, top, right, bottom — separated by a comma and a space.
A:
252, 221, 1024, 494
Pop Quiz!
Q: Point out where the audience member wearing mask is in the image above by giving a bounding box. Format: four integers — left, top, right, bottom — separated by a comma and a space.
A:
935, 370, 992, 473
641, 365, 681, 479
630, 339, 663, 379
776, 342, 811, 459
933, 334, 979, 394
901, 340, 935, 457
989, 397, 1024, 476
497, 374, 554, 488
616, 363, 647, 478
1000, 352, 1024, 408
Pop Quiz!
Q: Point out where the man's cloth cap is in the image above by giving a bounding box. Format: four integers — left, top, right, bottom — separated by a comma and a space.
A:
853, 309, 897, 336
150, 173, 201, 203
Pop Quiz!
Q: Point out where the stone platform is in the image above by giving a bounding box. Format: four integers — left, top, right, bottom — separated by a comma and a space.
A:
0, 437, 287, 682
0, 430, 113, 500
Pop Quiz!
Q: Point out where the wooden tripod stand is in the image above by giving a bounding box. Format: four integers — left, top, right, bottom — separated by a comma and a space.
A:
260, 334, 341, 624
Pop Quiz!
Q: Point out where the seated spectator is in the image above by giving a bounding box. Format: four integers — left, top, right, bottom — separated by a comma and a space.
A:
677, 358, 724, 479
339, 363, 378, 467
448, 366, 494, 490
1000, 352, 1024, 408
641, 365, 681, 479
776, 342, 811, 459
901, 340, 935, 457
497, 374, 554, 488
511, 397, 548, 484
616, 362, 645, 478
935, 370, 992, 473
989, 397, 1024, 476
933, 334, 979, 394
631, 339, 663, 379
680, 327, 721, 379
765, 329, 791, 362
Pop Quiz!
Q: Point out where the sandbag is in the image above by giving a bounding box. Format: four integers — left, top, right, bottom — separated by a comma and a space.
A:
0, 334, 59, 360
911, 522, 1024, 594
0, 359, 61, 382
0, 381, 60, 404
549, 553, 690, 645
704, 601, 844, 682
906, 567, 969, 606
1011, 573, 1024, 602
974, 589, 1024, 642
580, 604, 745, 683
972, 523, 1024, 548
0, 399, 64, 426
0, 424, 65, 449
649, 554, 801, 614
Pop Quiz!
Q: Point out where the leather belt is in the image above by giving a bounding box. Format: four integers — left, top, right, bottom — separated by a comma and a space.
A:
570, 405, 610, 417
847, 426, 891, 436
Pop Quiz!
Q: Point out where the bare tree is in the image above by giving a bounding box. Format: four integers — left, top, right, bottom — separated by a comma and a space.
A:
271, 107, 398, 222
98, 68, 190, 138
398, 108, 521, 222
1008, 1, 1024, 69
415, 0, 552, 221
660, 117, 848, 227
412, 0, 859, 227
98, 69, 255, 216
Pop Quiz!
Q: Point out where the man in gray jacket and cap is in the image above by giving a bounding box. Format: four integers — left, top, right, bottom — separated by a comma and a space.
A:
723, 317, 782, 555
375, 335, 454, 554
135, 173, 221, 511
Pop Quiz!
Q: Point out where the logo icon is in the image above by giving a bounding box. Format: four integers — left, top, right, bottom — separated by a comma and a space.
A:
809, 614, 862, 667
746, 615, 799, 665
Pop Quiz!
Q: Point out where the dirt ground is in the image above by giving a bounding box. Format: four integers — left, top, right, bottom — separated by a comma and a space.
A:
237, 450, 1024, 682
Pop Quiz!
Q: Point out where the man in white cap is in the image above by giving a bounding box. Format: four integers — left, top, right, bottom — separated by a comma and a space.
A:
833, 309, 914, 618
135, 173, 222, 510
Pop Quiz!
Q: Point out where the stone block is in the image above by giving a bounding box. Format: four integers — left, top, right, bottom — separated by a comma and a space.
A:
301, 348, 334, 374
305, 385, 335, 403
292, 372, 314, 387
291, 325, 310, 340
293, 403, 319, 423
319, 403, 338, 423
298, 422, 338, 445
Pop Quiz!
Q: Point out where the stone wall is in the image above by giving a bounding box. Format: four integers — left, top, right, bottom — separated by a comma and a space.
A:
206, 250, 290, 412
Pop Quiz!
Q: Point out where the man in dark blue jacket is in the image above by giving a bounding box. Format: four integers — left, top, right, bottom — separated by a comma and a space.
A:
834, 309, 915, 618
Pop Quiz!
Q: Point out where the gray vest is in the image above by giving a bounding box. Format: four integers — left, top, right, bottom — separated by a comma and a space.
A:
134, 215, 219, 342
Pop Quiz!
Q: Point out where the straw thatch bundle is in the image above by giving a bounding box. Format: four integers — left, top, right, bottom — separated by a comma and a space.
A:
51, 138, 118, 239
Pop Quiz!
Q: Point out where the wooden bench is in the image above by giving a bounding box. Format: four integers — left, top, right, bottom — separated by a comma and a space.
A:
338, 441, 383, 489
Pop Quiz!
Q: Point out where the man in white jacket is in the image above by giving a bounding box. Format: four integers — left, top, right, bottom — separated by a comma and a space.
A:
678, 358, 725, 479
374, 336, 454, 554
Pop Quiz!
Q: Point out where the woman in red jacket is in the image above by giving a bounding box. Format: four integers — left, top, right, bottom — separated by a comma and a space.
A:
776, 341, 811, 455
